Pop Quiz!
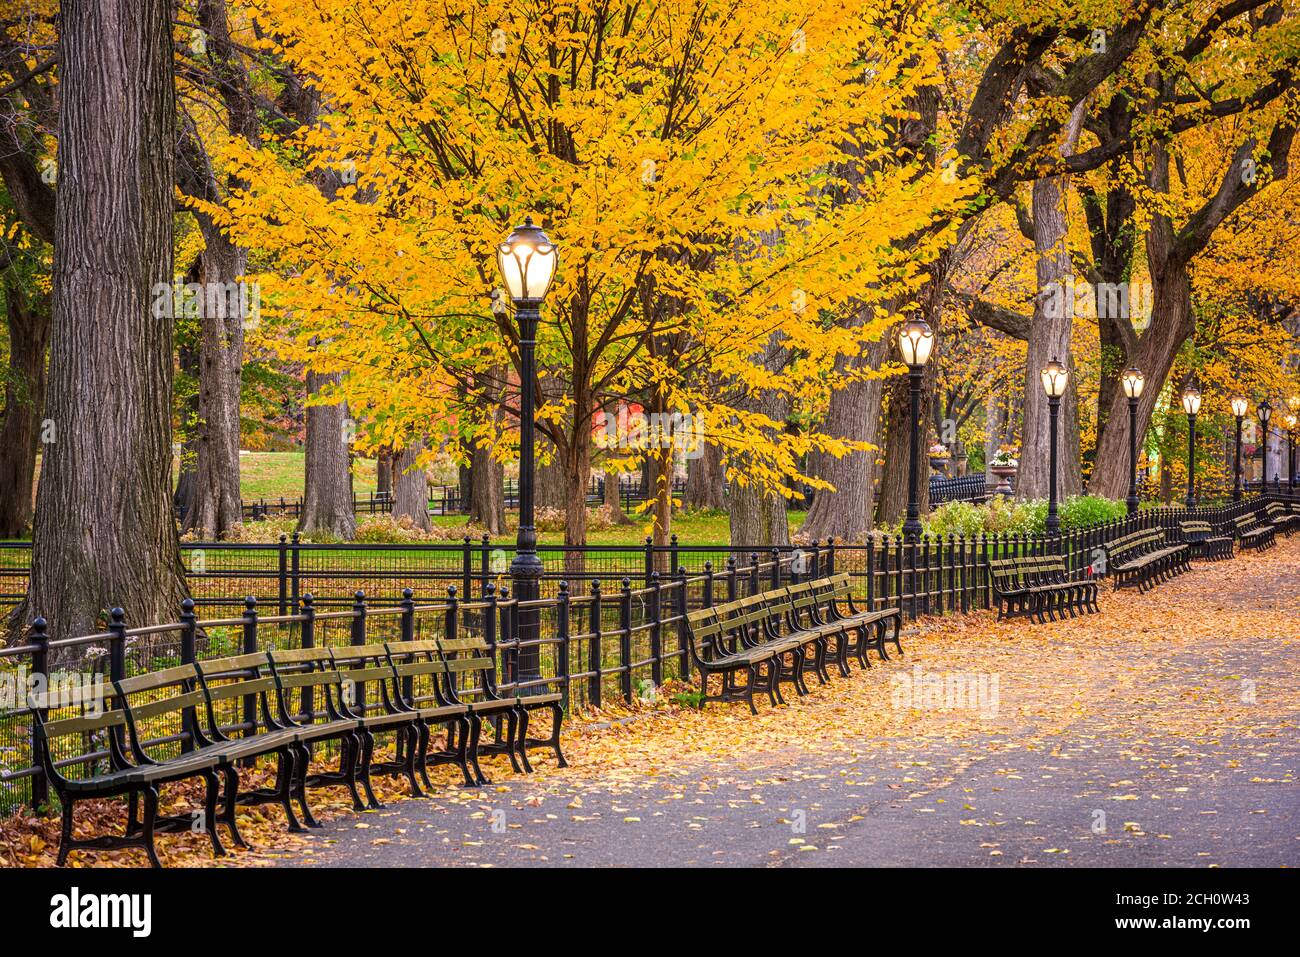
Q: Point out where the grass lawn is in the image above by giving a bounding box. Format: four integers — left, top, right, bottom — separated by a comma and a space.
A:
239, 451, 380, 500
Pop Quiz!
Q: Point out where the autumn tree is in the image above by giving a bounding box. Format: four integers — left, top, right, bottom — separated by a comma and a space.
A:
14, 0, 187, 638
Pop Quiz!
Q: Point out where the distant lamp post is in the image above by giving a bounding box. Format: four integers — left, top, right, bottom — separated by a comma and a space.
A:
1230, 395, 1249, 502
897, 318, 935, 542
1284, 412, 1298, 494
1121, 367, 1145, 516
1039, 358, 1069, 535
1181, 382, 1201, 509
1257, 399, 1272, 491
496, 216, 558, 683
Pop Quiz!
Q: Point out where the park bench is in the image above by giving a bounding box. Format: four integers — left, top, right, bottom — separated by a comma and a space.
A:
434, 632, 567, 776
1262, 502, 1296, 537
1178, 520, 1233, 561
1103, 528, 1189, 592
32, 654, 312, 868
1233, 513, 1275, 552
29, 682, 228, 869
989, 556, 1099, 622
683, 577, 902, 713
799, 574, 903, 672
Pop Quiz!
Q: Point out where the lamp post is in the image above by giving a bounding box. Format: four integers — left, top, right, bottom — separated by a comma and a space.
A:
1230, 395, 1249, 502
1121, 367, 1144, 516
1181, 382, 1201, 509
496, 217, 558, 685
1284, 412, 1297, 494
1040, 357, 1069, 536
1257, 399, 1272, 492
897, 318, 934, 542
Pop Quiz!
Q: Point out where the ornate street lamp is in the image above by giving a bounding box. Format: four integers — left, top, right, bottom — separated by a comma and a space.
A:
1257, 398, 1272, 491
897, 318, 934, 542
496, 217, 558, 683
1181, 382, 1201, 509
1121, 367, 1145, 516
1284, 412, 1298, 494
1230, 394, 1249, 502
1040, 357, 1069, 535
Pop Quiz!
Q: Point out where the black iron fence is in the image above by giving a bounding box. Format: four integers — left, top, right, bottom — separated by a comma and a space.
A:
235, 474, 689, 522
1, 492, 1290, 814
929, 474, 1003, 503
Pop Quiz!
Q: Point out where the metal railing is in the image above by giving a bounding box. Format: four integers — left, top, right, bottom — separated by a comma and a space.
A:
2, 492, 1290, 815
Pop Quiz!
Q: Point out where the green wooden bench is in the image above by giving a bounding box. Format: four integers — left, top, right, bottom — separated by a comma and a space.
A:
1104, 529, 1189, 592
1234, 513, 1275, 552
1263, 502, 1296, 537
990, 556, 1098, 621
1178, 520, 1233, 561
682, 576, 902, 713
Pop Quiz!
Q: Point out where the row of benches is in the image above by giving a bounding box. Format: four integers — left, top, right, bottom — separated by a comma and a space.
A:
990, 501, 1297, 619
684, 573, 902, 714
31, 619, 564, 867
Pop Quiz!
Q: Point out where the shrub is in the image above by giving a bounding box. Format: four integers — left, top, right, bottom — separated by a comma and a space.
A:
918, 494, 1126, 537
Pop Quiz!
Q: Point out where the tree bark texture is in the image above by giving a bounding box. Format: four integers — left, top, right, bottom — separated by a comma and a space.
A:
15, 0, 186, 640
392, 439, 431, 532
298, 369, 356, 539
0, 284, 50, 537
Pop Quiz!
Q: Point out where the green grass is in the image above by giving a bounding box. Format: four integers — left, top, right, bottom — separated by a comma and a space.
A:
239, 451, 379, 500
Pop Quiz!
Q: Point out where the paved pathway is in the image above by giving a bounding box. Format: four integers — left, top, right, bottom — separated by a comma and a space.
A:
267, 539, 1299, 868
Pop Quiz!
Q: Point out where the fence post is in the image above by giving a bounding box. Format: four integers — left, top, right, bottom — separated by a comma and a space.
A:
461, 537, 473, 602
703, 560, 715, 608
290, 531, 301, 615
861, 536, 873, 611
670, 534, 680, 581
480, 534, 491, 598
588, 580, 603, 708
277, 534, 288, 615
676, 566, 690, 679
643, 536, 654, 587
770, 547, 781, 588
349, 590, 367, 715
301, 594, 316, 723
619, 579, 633, 704
180, 599, 197, 753
556, 581, 571, 712
749, 552, 760, 596
499, 584, 515, 694
726, 556, 738, 601
649, 571, 663, 688
29, 617, 49, 810
240, 597, 258, 746
483, 583, 499, 693
826, 538, 836, 575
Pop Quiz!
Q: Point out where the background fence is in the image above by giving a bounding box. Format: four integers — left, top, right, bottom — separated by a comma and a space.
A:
230, 474, 690, 522
1, 491, 1292, 814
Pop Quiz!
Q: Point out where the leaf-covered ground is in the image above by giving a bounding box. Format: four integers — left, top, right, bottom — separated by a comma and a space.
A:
4, 536, 1296, 867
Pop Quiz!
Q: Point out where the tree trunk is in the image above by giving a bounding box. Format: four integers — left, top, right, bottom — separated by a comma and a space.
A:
13, 0, 186, 639
561, 420, 592, 580
298, 369, 356, 539
801, 334, 889, 541
602, 466, 634, 524
392, 439, 431, 532
1089, 272, 1193, 498
180, 226, 246, 537
375, 449, 392, 496
727, 334, 791, 547
0, 285, 50, 537
470, 443, 505, 533
684, 440, 725, 510
1016, 105, 1084, 501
